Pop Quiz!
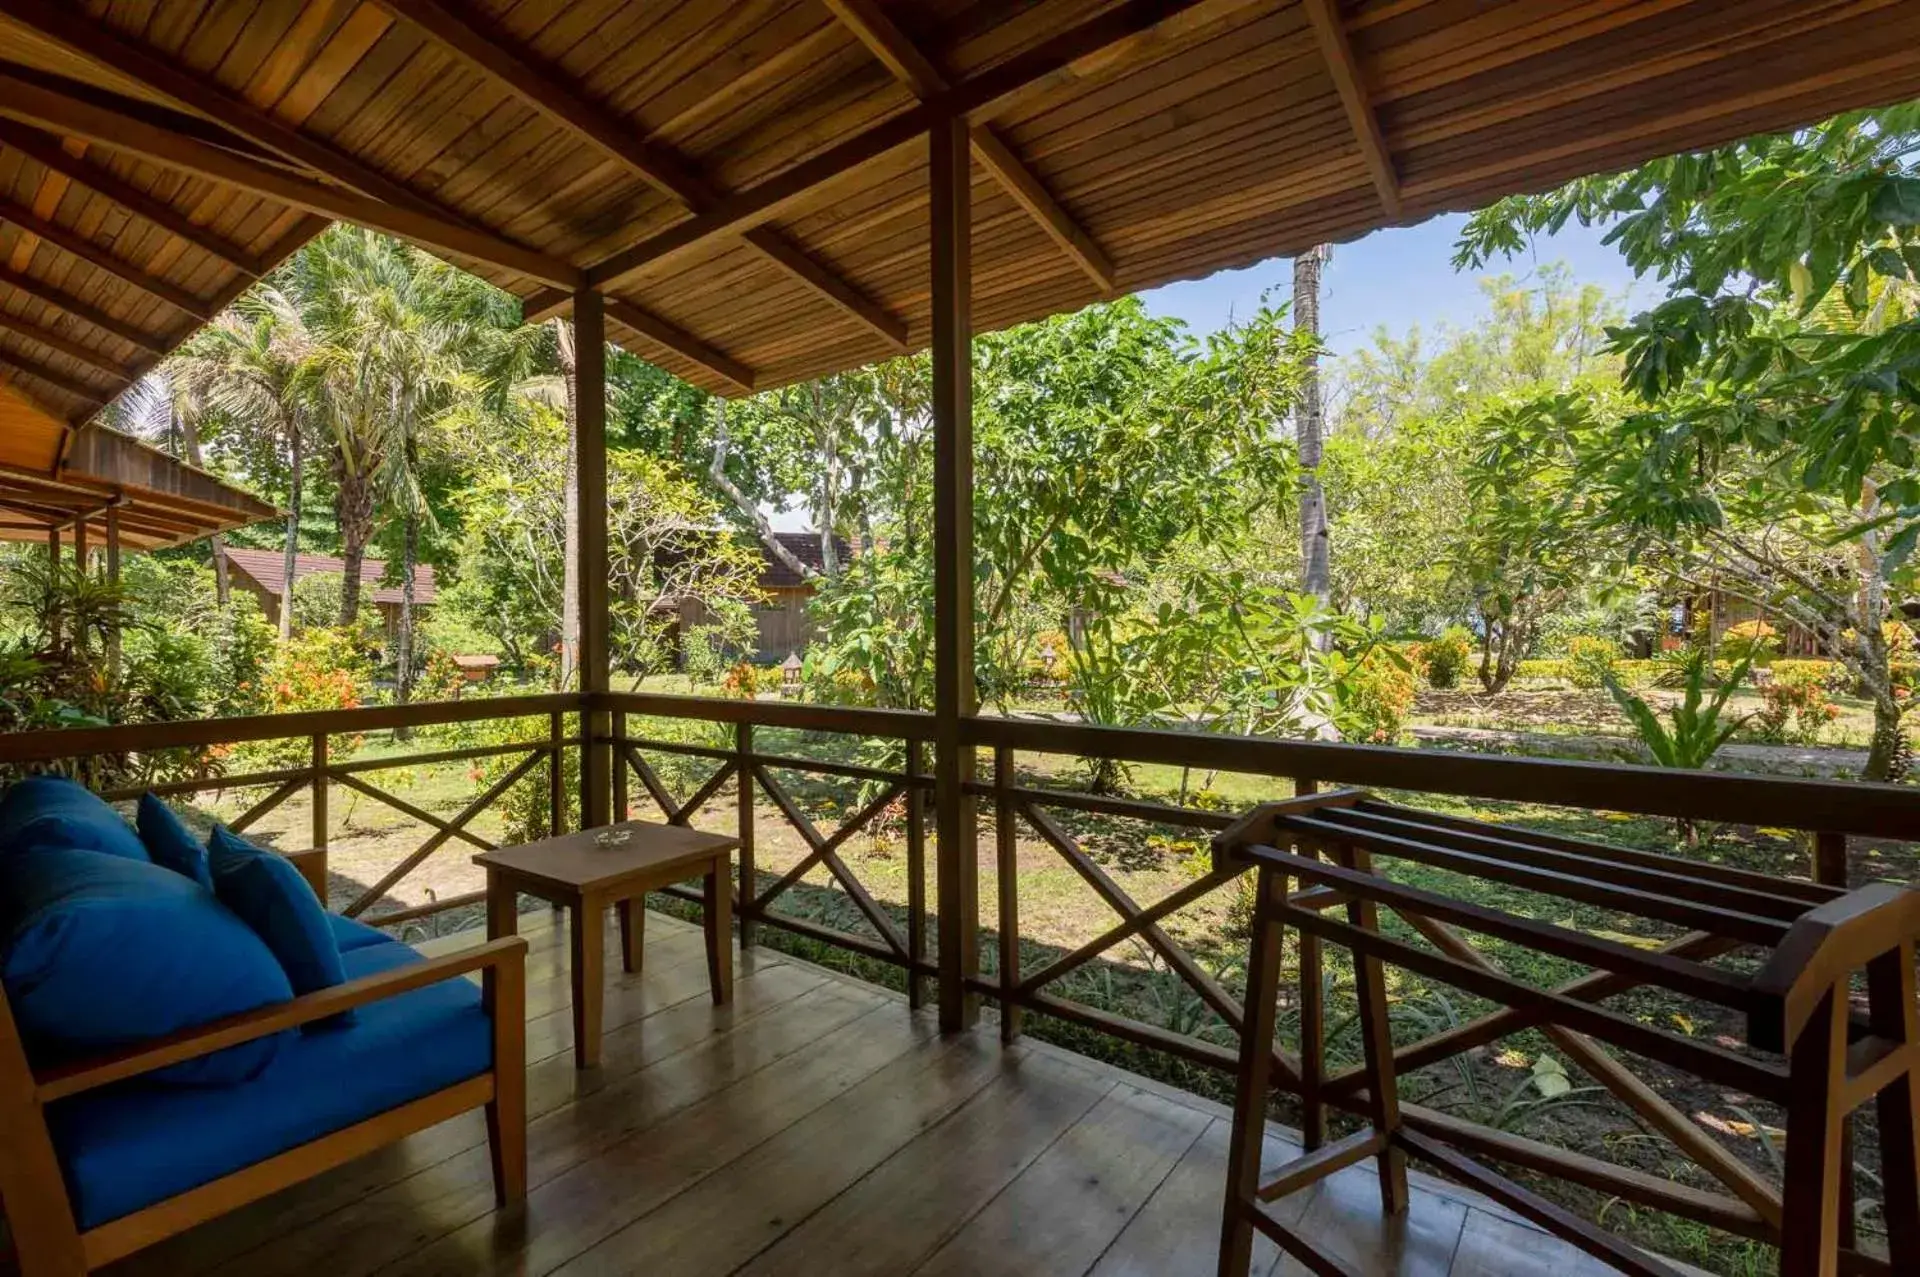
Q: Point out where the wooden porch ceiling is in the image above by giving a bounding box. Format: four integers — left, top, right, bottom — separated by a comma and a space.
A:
1, 0, 1919, 414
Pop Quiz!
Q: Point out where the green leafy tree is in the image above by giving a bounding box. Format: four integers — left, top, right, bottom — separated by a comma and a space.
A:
1457, 105, 1920, 776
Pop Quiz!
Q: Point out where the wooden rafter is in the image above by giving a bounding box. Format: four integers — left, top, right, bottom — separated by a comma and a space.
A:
1301, 0, 1401, 217
0, 120, 268, 277
604, 299, 755, 396
823, 0, 1115, 294
0, 308, 135, 380
0, 65, 581, 290
0, 0, 461, 225
0, 197, 214, 321
0, 352, 104, 403
586, 0, 1219, 292
0, 262, 166, 354
370, 0, 906, 351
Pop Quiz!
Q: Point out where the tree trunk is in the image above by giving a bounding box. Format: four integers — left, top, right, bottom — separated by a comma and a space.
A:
176, 406, 230, 606
397, 509, 418, 706
557, 318, 581, 690
709, 398, 815, 583
280, 417, 302, 639
1294, 244, 1332, 615
335, 467, 374, 627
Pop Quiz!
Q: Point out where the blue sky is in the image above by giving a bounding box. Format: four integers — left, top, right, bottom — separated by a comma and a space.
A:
772, 213, 1644, 528
1137, 211, 1647, 356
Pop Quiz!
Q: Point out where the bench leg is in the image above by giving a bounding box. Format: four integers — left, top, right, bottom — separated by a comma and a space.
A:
484, 953, 527, 1208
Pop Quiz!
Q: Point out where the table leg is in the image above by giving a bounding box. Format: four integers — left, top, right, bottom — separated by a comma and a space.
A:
570, 894, 605, 1069
486, 874, 517, 940
618, 896, 645, 975
705, 859, 733, 1006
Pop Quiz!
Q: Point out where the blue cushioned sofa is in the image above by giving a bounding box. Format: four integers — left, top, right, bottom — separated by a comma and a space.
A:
0, 779, 527, 1277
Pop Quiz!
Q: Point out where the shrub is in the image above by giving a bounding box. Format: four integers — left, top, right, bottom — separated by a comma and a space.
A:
1334, 647, 1417, 744
1768, 659, 1847, 693
1752, 662, 1841, 745
1720, 620, 1779, 664
240, 627, 373, 768
1654, 650, 1737, 689
1516, 658, 1570, 683
1609, 659, 1660, 688
1419, 626, 1473, 690
721, 661, 762, 699
1566, 636, 1620, 689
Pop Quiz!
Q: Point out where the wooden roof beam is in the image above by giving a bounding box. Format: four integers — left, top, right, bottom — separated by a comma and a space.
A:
0, 67, 582, 290
604, 298, 756, 396
0, 120, 269, 277
1301, 0, 1401, 218
586, 0, 1221, 292
374, 0, 906, 349
0, 263, 168, 354
0, 308, 138, 380
0, 352, 105, 404
823, 0, 1115, 295
0, 197, 215, 321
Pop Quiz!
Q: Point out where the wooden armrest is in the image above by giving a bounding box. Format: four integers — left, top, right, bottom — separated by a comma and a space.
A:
34, 936, 529, 1103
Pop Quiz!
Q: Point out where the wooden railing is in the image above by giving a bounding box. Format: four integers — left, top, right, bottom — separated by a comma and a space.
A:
598, 692, 937, 1005
6, 692, 1919, 1268
0, 694, 579, 929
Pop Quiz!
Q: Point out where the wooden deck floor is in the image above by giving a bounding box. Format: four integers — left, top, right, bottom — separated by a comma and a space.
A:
100, 909, 1639, 1277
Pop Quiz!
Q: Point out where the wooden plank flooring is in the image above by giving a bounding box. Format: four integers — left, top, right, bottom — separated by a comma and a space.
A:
99, 909, 1641, 1277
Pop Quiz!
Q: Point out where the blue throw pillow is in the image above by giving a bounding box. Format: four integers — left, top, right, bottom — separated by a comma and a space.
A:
0, 776, 149, 864
208, 826, 352, 1029
0, 847, 291, 1086
135, 794, 213, 890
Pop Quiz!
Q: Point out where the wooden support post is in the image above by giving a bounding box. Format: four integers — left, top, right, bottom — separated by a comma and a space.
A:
1295, 778, 1324, 1149
1221, 865, 1285, 1276
46, 526, 59, 648
930, 111, 978, 1033
1868, 942, 1920, 1270
994, 744, 1020, 1043
906, 736, 927, 1010
307, 734, 329, 903
548, 710, 566, 838
72, 515, 86, 572
1336, 839, 1408, 1215
104, 507, 120, 681
1781, 985, 1848, 1277
611, 708, 628, 821
574, 287, 612, 830
1814, 831, 1847, 889
737, 722, 757, 949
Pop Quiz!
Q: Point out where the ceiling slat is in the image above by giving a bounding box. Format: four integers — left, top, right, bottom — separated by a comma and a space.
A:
0, 66, 582, 289
0, 120, 269, 277
1302, 0, 1401, 217
0, 196, 216, 320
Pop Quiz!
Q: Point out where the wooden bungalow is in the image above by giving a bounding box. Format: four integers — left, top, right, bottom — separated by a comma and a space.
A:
3, 4, 1920, 1277
222, 547, 438, 646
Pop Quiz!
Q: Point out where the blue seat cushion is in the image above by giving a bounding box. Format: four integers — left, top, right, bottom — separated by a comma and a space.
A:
328, 912, 393, 953
135, 794, 213, 889
208, 826, 350, 1027
48, 937, 493, 1229
0, 847, 291, 1086
0, 776, 149, 864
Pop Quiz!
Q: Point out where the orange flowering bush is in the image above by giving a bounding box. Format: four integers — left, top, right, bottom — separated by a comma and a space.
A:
240, 628, 373, 768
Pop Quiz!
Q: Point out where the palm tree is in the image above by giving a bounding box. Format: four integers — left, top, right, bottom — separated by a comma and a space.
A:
298, 228, 490, 702
170, 288, 319, 635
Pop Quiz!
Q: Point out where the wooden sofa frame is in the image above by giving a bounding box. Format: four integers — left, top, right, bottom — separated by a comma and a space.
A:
0, 910, 528, 1276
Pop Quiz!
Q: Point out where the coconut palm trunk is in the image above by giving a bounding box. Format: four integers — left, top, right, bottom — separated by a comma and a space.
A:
1294, 244, 1331, 612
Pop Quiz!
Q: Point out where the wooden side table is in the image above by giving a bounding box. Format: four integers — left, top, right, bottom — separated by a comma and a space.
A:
474, 820, 740, 1069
